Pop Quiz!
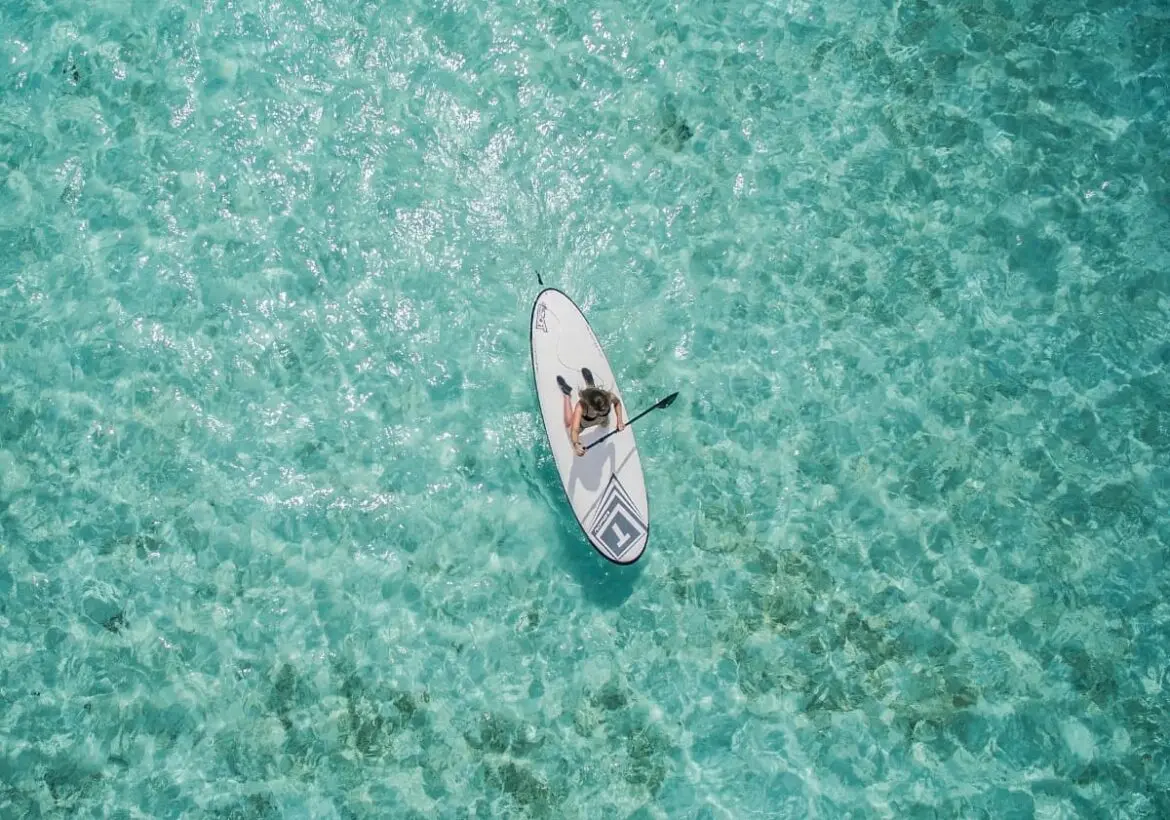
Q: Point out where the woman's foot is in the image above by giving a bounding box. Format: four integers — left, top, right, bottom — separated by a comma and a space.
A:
556, 375, 573, 396
581, 367, 595, 387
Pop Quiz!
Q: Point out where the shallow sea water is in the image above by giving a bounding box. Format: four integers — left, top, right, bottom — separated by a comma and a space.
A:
2, 0, 1169, 816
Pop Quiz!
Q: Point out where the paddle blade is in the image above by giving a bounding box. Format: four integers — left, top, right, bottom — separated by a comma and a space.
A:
656, 391, 680, 410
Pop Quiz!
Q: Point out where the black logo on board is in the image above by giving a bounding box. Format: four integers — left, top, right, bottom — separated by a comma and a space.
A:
589, 476, 647, 559
535, 304, 549, 333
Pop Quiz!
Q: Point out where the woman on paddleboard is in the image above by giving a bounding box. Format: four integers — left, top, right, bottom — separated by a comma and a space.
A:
557, 368, 625, 457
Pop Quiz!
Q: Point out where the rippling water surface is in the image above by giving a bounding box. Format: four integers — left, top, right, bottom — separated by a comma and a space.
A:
2, 0, 1168, 816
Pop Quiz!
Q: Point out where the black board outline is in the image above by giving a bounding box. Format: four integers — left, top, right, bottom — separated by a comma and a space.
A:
529, 286, 649, 565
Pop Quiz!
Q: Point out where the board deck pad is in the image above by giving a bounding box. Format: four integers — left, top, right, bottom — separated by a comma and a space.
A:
530, 288, 649, 564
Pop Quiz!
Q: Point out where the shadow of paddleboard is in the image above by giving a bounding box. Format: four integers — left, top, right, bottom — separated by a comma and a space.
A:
534, 449, 642, 608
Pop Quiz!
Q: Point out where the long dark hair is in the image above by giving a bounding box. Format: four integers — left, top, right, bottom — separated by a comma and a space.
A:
580, 387, 612, 417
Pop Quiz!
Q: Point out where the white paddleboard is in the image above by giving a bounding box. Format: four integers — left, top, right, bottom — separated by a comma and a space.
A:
530, 288, 649, 564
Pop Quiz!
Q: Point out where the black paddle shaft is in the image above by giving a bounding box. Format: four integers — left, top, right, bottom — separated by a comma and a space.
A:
584, 392, 679, 450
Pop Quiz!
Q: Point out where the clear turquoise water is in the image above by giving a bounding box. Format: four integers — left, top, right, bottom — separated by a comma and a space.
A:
2, 0, 1168, 815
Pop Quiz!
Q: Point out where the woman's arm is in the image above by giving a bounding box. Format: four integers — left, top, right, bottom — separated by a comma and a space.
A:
570, 404, 586, 456
614, 397, 625, 431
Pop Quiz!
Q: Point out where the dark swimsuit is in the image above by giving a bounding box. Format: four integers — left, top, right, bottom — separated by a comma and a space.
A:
580, 400, 610, 430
